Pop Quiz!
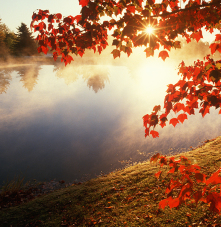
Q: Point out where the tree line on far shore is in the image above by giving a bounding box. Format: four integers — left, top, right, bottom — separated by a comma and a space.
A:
0, 19, 38, 60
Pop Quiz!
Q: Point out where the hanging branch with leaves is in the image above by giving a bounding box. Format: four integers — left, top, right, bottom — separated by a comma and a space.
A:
31, 0, 221, 137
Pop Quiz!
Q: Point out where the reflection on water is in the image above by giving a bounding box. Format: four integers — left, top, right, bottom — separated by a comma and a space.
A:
0, 60, 221, 185
54, 64, 110, 93
18, 65, 41, 92
0, 64, 41, 93
0, 68, 13, 94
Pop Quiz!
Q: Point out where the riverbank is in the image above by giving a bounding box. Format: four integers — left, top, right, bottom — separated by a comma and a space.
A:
0, 55, 57, 67
1, 136, 221, 226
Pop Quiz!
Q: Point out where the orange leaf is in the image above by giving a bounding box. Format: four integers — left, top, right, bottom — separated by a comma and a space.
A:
111, 49, 120, 59
104, 206, 114, 209
158, 50, 169, 61
144, 47, 154, 58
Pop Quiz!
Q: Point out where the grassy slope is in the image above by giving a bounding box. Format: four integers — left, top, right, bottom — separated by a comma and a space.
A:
1, 136, 221, 226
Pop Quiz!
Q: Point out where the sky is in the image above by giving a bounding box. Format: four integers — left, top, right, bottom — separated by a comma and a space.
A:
0, 0, 82, 32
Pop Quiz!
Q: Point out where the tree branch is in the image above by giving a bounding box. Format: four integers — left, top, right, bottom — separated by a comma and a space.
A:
151, 1, 221, 18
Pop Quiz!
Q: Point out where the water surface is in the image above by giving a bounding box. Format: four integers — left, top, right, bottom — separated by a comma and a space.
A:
0, 57, 221, 184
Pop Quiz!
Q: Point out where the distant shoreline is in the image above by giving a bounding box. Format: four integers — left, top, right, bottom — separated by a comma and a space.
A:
0, 55, 58, 67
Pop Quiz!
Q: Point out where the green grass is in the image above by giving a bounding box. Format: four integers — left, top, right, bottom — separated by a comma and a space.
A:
1, 136, 221, 226
0, 176, 25, 196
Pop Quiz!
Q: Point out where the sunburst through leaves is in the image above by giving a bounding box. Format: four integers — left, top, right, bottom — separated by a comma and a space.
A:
145, 25, 155, 35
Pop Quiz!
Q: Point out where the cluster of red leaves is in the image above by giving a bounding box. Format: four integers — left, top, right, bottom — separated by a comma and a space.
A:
30, 1, 221, 136
31, 0, 221, 63
31, 7, 110, 65
143, 55, 221, 137
151, 153, 221, 214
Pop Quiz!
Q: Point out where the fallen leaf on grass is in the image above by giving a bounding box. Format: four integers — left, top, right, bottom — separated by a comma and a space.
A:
104, 206, 115, 209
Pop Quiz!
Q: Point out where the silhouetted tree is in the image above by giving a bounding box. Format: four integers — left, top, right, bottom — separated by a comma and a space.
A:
4, 32, 16, 55
0, 19, 10, 59
13, 23, 38, 56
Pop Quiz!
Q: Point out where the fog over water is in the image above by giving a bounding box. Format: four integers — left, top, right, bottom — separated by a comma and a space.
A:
0, 40, 221, 185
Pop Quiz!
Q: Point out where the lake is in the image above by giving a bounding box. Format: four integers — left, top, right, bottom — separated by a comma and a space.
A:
0, 53, 221, 185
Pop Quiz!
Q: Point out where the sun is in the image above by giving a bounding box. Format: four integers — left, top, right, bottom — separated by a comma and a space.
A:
145, 25, 154, 35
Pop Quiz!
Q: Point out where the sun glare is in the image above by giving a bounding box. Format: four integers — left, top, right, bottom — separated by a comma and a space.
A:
145, 25, 154, 34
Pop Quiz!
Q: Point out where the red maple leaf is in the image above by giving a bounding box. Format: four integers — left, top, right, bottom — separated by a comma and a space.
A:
125, 47, 132, 57
98, 46, 102, 54
145, 127, 149, 137
127, 5, 135, 14
164, 102, 172, 114
150, 130, 159, 138
199, 106, 210, 118
74, 15, 82, 23
38, 46, 48, 55
169, 118, 179, 127
79, 0, 90, 7
169, 198, 180, 208
150, 153, 160, 163
159, 197, 180, 209
193, 191, 203, 205
210, 43, 221, 55
153, 105, 161, 113
155, 170, 162, 179
215, 34, 221, 42
206, 192, 221, 213
53, 52, 58, 61
206, 169, 221, 185
158, 50, 169, 61
66, 55, 74, 65
143, 114, 150, 128
159, 198, 169, 209
111, 49, 120, 59
173, 103, 186, 113
177, 113, 187, 124
137, 0, 143, 6
56, 13, 62, 20
193, 30, 203, 42
78, 50, 84, 57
